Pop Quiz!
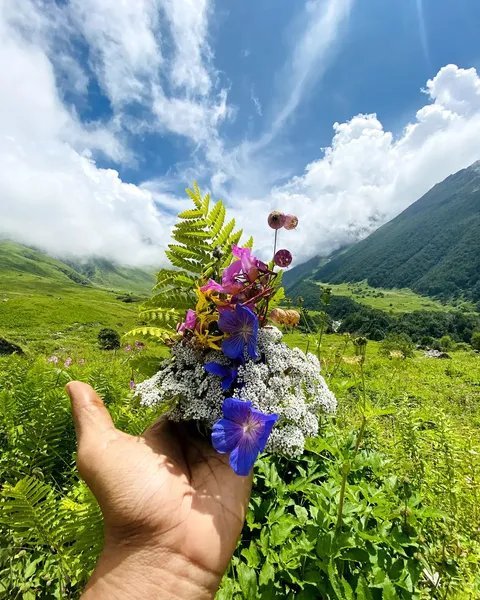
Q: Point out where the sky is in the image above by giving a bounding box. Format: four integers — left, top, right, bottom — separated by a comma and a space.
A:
1, 0, 480, 267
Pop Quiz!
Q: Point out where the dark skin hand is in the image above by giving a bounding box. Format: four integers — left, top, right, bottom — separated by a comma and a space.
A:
66, 381, 252, 599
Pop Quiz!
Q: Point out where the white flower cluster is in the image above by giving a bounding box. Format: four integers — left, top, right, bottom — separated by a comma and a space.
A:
135, 326, 336, 456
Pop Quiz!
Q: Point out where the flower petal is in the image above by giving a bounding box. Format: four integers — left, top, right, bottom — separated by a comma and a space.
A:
221, 368, 238, 389
250, 410, 278, 452
229, 436, 260, 476
204, 362, 229, 377
222, 334, 244, 360
222, 397, 252, 424
218, 308, 240, 333
211, 418, 243, 453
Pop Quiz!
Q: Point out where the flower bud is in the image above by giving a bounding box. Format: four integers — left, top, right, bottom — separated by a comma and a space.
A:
284, 214, 298, 230
269, 308, 287, 324
284, 309, 300, 326
268, 211, 286, 229
274, 249, 292, 268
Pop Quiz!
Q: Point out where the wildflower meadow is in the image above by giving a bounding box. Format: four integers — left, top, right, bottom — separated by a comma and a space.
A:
0, 187, 479, 599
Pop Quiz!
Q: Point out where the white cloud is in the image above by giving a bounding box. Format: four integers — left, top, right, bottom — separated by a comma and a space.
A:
250, 64, 480, 265
0, 4, 171, 266
252, 0, 354, 150
162, 0, 212, 95
69, 0, 163, 108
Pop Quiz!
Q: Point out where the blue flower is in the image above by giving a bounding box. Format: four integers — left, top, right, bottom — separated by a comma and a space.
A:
218, 304, 259, 361
204, 362, 238, 390
212, 398, 278, 476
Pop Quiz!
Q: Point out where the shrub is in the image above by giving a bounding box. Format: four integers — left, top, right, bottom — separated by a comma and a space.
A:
380, 333, 415, 358
471, 330, 480, 351
438, 335, 454, 351
97, 328, 121, 350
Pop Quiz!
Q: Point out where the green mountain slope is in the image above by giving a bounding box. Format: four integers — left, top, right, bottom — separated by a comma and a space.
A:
0, 241, 156, 293
0, 241, 157, 350
293, 161, 480, 302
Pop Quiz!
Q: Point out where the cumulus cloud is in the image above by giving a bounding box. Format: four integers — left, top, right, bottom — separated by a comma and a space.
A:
251, 64, 480, 264
0, 3, 171, 266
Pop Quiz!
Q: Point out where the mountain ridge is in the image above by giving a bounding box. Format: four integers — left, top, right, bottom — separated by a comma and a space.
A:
0, 240, 156, 294
286, 161, 480, 303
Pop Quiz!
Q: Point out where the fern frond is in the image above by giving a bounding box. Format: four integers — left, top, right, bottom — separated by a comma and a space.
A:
214, 218, 235, 247
128, 326, 174, 341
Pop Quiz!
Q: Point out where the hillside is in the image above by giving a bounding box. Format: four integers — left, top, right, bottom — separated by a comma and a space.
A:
0, 241, 156, 293
288, 161, 480, 302
0, 241, 156, 351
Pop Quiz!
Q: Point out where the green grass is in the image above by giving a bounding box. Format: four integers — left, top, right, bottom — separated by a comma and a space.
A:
0, 273, 142, 353
314, 280, 453, 313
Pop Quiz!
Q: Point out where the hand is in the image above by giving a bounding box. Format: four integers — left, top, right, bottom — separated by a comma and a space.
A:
66, 381, 252, 600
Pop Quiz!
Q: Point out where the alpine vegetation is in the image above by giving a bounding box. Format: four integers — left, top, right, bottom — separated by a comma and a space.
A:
134, 185, 336, 475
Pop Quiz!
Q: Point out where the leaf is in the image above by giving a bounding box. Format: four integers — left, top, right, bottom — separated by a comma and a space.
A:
236, 562, 258, 600
259, 561, 275, 586
382, 577, 398, 600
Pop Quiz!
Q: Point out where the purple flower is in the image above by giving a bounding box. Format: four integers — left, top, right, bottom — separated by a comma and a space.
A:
64, 357, 73, 368
47, 355, 59, 364
177, 309, 197, 333
274, 249, 292, 268
212, 398, 278, 475
134, 341, 145, 350
204, 362, 238, 390
218, 304, 259, 360
124, 344, 133, 352
200, 278, 225, 293
129, 379, 136, 390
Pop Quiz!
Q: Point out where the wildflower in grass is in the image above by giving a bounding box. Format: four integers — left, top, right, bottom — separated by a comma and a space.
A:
124, 344, 133, 352
129, 379, 136, 390
47, 355, 59, 364
64, 357, 73, 368
134, 341, 145, 350
274, 249, 292, 268
78, 358, 85, 365
219, 304, 259, 360
212, 398, 278, 475
268, 211, 286, 229
284, 214, 298, 230
205, 362, 238, 390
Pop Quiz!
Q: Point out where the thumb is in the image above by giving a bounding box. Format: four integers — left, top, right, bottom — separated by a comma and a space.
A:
66, 381, 115, 450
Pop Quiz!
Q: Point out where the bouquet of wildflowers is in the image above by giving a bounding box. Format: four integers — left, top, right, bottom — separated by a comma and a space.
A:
135, 187, 336, 476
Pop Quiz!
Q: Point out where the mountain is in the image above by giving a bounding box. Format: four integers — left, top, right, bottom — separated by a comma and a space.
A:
287, 161, 480, 302
0, 241, 156, 294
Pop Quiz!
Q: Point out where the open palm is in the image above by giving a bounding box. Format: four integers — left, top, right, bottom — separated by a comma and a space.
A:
67, 381, 252, 597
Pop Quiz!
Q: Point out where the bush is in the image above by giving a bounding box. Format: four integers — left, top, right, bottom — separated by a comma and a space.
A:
438, 335, 455, 351
471, 331, 480, 351
97, 328, 121, 350
380, 333, 415, 358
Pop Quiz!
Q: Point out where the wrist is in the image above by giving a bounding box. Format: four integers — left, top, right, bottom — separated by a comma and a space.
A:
82, 536, 220, 600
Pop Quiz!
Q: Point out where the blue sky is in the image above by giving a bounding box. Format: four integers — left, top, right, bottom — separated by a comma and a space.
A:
1, 0, 480, 265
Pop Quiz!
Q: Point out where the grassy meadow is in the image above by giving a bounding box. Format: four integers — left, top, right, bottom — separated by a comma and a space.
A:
0, 267, 479, 598
312, 281, 454, 314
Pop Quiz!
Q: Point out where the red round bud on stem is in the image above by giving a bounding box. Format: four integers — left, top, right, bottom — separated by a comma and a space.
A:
268, 211, 286, 230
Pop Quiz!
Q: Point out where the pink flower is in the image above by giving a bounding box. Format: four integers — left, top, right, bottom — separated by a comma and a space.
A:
124, 344, 133, 352
231, 245, 261, 282
284, 214, 298, 230
134, 341, 145, 350
64, 357, 73, 368
47, 355, 59, 364
178, 309, 197, 333
200, 278, 226, 293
